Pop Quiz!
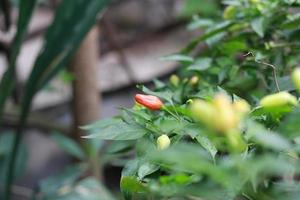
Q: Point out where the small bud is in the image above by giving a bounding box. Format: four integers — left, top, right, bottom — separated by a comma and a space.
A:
213, 94, 237, 133
256, 4, 264, 12
189, 99, 216, 129
189, 76, 199, 86
292, 68, 300, 94
269, 41, 275, 48
223, 6, 236, 20
134, 94, 163, 110
260, 91, 298, 108
157, 134, 171, 150
264, 42, 270, 50
170, 74, 180, 87
226, 130, 247, 153
233, 99, 250, 116
186, 99, 194, 104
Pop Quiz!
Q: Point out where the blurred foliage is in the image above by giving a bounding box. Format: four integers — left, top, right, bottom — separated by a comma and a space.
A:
0, 0, 110, 199
38, 164, 115, 200
0, 133, 28, 184
84, 0, 300, 199
180, 0, 221, 17
2, 0, 300, 199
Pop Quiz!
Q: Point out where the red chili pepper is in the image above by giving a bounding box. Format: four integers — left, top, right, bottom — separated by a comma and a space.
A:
134, 94, 163, 110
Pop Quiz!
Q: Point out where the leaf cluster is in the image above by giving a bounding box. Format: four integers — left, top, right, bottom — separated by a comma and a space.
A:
84, 0, 300, 199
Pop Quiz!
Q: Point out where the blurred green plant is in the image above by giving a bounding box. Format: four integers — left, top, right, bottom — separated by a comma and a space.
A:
0, 0, 110, 199
84, 0, 300, 199
180, 0, 221, 17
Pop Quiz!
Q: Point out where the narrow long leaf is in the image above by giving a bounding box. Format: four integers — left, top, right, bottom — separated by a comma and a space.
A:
181, 21, 233, 54
5, 1, 110, 200
0, 0, 37, 125
25, 0, 110, 97
1, 1, 37, 199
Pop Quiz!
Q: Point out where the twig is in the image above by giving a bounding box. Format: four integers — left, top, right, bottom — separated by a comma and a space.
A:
162, 106, 181, 121
268, 42, 300, 48
244, 52, 280, 92
257, 60, 280, 92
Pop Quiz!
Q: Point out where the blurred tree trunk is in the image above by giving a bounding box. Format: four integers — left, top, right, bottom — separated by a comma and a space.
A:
70, 26, 102, 179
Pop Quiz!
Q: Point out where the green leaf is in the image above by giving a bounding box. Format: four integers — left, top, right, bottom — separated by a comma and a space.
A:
146, 143, 234, 187
206, 32, 226, 48
159, 173, 199, 185
121, 108, 152, 122
160, 54, 194, 63
279, 107, 300, 138
154, 117, 187, 134
75, 178, 116, 200
0, 132, 28, 183
281, 13, 300, 30
120, 176, 148, 194
84, 121, 148, 140
39, 164, 85, 196
0, 0, 37, 124
59, 69, 75, 83
122, 159, 140, 177
40, 176, 115, 200
153, 79, 166, 89
245, 120, 292, 151
187, 18, 214, 30
105, 140, 135, 154
51, 132, 85, 160
180, 0, 220, 17
23, 0, 110, 99
251, 17, 266, 38
138, 162, 159, 180
121, 160, 146, 200
219, 40, 247, 55
151, 180, 236, 200
187, 57, 212, 71
196, 135, 217, 161
81, 118, 123, 130
181, 21, 233, 53
179, 124, 202, 138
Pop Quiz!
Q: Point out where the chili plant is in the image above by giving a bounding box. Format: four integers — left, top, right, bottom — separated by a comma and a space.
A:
85, 0, 300, 199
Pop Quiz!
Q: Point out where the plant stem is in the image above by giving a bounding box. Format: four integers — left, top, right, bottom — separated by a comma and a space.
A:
244, 52, 280, 92
4, 135, 20, 199
162, 106, 181, 121
256, 60, 280, 92
4, 93, 33, 200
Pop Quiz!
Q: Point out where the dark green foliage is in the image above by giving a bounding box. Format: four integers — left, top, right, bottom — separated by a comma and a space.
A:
84, 0, 300, 199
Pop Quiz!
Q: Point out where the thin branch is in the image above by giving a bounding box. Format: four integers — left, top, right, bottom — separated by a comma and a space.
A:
244, 52, 280, 92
